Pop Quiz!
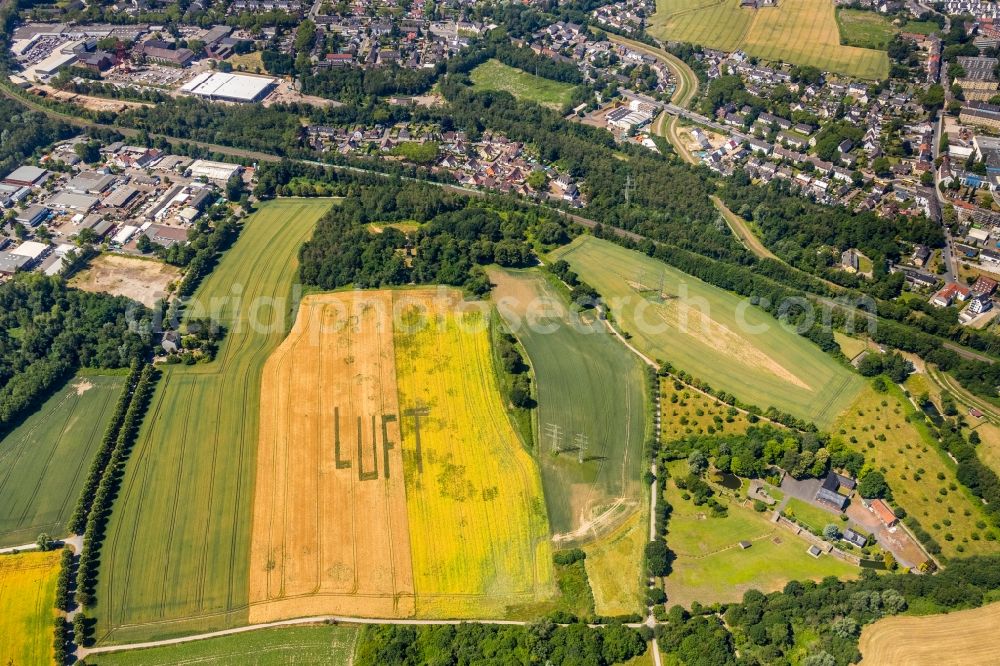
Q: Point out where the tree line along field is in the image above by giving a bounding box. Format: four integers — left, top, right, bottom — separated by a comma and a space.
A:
93, 199, 336, 644
251, 287, 554, 623
0, 374, 123, 548
661, 462, 857, 609
550, 236, 864, 430
834, 383, 1000, 559
470, 59, 576, 110
488, 268, 648, 540
88, 625, 358, 665
648, 0, 889, 80
858, 602, 1000, 665
0, 550, 60, 666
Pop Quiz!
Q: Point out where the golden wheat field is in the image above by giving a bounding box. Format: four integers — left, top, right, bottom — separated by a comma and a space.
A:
249, 292, 414, 622
394, 288, 555, 617
0, 551, 60, 666
249, 288, 554, 620
858, 603, 1000, 665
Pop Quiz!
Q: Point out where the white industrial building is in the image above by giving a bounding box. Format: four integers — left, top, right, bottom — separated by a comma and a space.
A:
10, 240, 50, 263
179, 71, 277, 103
187, 159, 242, 183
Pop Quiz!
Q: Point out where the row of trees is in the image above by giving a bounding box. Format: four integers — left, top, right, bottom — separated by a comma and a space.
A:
173, 215, 242, 298
75, 364, 156, 609
354, 621, 648, 666
67, 361, 143, 534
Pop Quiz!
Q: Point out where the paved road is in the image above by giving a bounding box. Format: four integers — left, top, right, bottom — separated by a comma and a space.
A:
0, 534, 80, 554
932, 110, 956, 284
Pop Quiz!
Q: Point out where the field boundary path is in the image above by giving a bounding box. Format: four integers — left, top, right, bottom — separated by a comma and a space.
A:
710, 196, 779, 261
927, 365, 1000, 424
78, 614, 661, 660
593, 307, 664, 666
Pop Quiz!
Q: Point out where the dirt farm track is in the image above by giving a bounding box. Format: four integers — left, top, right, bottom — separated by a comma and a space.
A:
858, 603, 1000, 665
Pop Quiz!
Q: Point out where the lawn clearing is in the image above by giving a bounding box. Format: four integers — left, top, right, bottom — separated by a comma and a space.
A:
0, 374, 123, 547
70, 254, 181, 308
649, 0, 889, 79
395, 288, 554, 617
0, 550, 59, 666
550, 236, 863, 429
836, 8, 896, 49
489, 268, 648, 539
249, 292, 415, 622
858, 602, 1000, 665
94, 199, 335, 644
582, 511, 646, 616
227, 51, 265, 74
834, 331, 871, 361
470, 59, 575, 110
783, 497, 840, 534
835, 383, 1000, 558
662, 468, 856, 608
88, 624, 358, 665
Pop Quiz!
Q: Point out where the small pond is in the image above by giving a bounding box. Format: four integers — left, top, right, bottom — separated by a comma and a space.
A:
713, 472, 742, 490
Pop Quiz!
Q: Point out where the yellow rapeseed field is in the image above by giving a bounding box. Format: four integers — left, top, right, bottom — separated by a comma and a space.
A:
0, 551, 60, 666
393, 289, 555, 617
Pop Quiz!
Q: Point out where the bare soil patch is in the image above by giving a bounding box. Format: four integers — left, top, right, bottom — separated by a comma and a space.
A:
70, 254, 181, 308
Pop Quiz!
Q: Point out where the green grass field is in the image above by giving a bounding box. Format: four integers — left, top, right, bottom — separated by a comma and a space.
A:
836, 8, 896, 49
550, 236, 864, 429
470, 59, 576, 110
583, 511, 647, 616
88, 625, 357, 665
94, 199, 335, 644
662, 466, 856, 608
649, 0, 889, 79
489, 268, 648, 538
0, 374, 124, 547
783, 497, 841, 534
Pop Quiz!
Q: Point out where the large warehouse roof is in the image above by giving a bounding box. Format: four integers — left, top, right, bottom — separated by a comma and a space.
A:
180, 71, 277, 102
188, 160, 242, 183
